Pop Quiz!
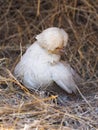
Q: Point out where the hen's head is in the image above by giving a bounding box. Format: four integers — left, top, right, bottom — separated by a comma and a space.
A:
36, 27, 68, 54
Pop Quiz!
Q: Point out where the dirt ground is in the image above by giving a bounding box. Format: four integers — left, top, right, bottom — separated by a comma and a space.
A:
0, 0, 98, 130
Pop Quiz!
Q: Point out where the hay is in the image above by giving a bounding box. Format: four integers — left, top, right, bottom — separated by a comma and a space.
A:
0, 0, 98, 129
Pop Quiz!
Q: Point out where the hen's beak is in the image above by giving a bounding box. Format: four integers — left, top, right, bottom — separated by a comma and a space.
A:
59, 47, 65, 53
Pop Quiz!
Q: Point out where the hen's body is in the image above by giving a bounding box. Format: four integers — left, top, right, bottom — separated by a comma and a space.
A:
14, 27, 79, 93
15, 42, 58, 89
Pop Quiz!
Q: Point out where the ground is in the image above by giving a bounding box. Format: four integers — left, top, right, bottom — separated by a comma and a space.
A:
0, 0, 98, 130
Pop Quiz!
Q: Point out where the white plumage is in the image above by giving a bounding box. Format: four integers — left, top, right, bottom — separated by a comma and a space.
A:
14, 27, 79, 93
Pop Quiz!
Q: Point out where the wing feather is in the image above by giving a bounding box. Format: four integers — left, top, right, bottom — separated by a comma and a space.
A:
51, 62, 79, 93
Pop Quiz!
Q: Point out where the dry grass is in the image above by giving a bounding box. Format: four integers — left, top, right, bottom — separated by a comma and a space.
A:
0, 0, 98, 129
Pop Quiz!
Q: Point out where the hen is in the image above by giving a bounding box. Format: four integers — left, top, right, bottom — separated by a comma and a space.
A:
14, 27, 79, 93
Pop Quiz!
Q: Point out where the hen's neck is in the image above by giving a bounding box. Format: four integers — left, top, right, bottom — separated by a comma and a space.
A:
36, 42, 61, 64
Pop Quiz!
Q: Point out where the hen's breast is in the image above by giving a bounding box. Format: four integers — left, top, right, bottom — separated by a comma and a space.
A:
14, 43, 57, 89
33, 61, 52, 87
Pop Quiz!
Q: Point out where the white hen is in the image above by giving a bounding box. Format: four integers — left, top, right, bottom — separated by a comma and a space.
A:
14, 27, 79, 93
